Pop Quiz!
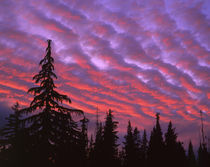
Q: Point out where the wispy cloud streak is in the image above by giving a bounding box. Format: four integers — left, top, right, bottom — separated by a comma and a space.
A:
0, 0, 209, 146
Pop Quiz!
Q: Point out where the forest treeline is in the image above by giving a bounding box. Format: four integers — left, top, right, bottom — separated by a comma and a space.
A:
0, 40, 209, 167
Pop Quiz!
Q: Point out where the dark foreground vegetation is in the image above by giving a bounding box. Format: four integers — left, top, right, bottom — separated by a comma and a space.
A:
0, 40, 209, 167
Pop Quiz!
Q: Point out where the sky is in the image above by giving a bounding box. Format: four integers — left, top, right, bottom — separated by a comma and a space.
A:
0, 0, 210, 148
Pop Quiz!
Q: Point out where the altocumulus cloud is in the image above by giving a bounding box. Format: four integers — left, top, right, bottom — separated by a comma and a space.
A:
0, 0, 209, 147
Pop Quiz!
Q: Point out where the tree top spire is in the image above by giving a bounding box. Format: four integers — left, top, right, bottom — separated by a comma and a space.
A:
156, 112, 160, 121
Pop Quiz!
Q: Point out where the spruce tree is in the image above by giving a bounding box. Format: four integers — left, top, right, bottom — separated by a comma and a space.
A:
164, 121, 187, 167
91, 122, 104, 167
123, 121, 141, 167
54, 112, 81, 167
188, 141, 197, 167
102, 109, 119, 167
176, 141, 188, 166
88, 134, 94, 167
198, 143, 210, 167
0, 102, 26, 167
140, 129, 148, 167
79, 117, 89, 167
19, 40, 83, 167
147, 113, 165, 167
123, 121, 135, 167
164, 121, 177, 167
133, 127, 142, 166
133, 127, 141, 152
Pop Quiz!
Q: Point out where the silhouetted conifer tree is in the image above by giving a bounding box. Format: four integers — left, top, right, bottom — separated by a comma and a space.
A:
147, 113, 165, 167
79, 117, 89, 167
88, 134, 94, 167
89, 121, 104, 167
140, 129, 148, 167
177, 141, 188, 166
19, 40, 83, 167
118, 149, 125, 167
188, 141, 197, 167
102, 109, 119, 167
89, 134, 94, 152
133, 127, 142, 163
54, 112, 81, 167
198, 143, 210, 167
123, 121, 135, 167
164, 121, 187, 167
0, 102, 26, 167
123, 121, 141, 167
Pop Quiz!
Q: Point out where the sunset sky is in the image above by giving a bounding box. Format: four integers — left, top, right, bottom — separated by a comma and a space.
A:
0, 0, 209, 147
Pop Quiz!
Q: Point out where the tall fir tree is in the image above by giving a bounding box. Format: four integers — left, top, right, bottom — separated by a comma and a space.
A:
123, 121, 135, 167
123, 121, 141, 167
90, 122, 104, 167
54, 112, 81, 167
198, 143, 210, 167
79, 117, 89, 167
88, 134, 94, 167
133, 127, 141, 155
147, 113, 165, 167
188, 141, 197, 167
140, 129, 148, 167
177, 141, 188, 166
102, 109, 119, 167
0, 102, 28, 167
19, 40, 83, 167
164, 121, 187, 167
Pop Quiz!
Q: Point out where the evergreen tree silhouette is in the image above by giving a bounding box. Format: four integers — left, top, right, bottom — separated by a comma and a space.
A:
118, 149, 125, 167
19, 40, 83, 167
147, 113, 165, 167
102, 109, 119, 167
133, 127, 142, 164
164, 121, 187, 167
188, 140, 197, 167
54, 112, 81, 167
140, 129, 148, 167
91, 122, 104, 167
0, 102, 27, 167
123, 120, 135, 167
198, 143, 210, 167
123, 121, 141, 167
88, 134, 94, 167
79, 117, 89, 167
177, 141, 188, 166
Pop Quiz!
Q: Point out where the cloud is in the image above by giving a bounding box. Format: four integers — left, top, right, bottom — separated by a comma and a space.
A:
0, 0, 209, 148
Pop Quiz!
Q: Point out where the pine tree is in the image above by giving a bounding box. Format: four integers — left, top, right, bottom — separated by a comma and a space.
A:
0, 102, 26, 167
188, 141, 197, 167
140, 129, 148, 167
164, 121, 187, 167
54, 112, 81, 167
102, 109, 119, 167
176, 141, 188, 166
164, 121, 177, 167
123, 121, 141, 167
91, 122, 104, 167
147, 113, 165, 167
133, 127, 142, 166
123, 121, 135, 167
133, 127, 141, 152
89, 135, 94, 152
198, 143, 210, 167
88, 134, 94, 167
79, 117, 89, 167
165, 121, 177, 146
118, 149, 125, 167
19, 40, 83, 167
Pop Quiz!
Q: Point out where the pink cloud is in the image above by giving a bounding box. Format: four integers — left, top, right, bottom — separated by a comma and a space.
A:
0, 0, 209, 148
